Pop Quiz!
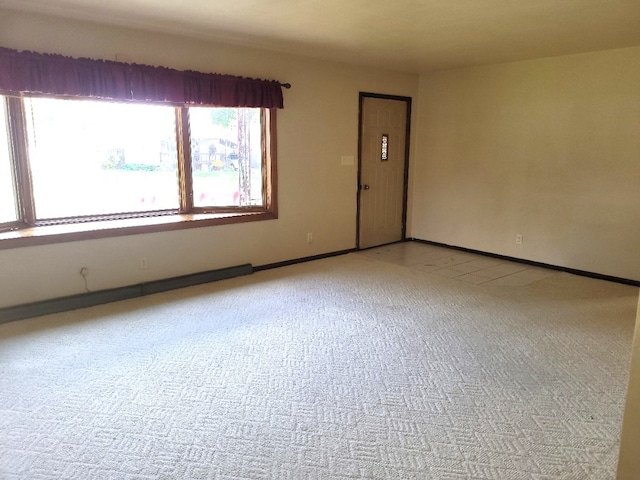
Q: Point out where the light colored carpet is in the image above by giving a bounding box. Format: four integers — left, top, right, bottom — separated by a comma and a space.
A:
0, 247, 638, 479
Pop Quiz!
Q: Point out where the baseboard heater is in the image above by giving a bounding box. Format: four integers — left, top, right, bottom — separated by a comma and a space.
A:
0, 263, 253, 324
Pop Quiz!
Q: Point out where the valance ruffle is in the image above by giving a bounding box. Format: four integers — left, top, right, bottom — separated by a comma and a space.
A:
0, 47, 284, 108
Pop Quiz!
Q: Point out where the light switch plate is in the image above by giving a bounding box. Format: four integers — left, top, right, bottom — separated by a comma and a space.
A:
341, 156, 354, 166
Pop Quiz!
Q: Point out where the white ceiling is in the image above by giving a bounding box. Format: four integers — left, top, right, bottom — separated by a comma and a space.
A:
2, 0, 640, 73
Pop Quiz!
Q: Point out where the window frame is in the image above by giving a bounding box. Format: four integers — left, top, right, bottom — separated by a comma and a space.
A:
0, 95, 278, 250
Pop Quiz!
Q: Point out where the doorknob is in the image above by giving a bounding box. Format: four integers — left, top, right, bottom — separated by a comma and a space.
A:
359, 184, 370, 191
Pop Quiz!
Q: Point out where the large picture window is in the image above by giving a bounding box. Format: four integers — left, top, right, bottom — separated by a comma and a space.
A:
0, 47, 284, 248
0, 95, 277, 247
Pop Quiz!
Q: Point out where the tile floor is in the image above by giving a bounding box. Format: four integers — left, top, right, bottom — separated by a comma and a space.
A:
355, 241, 559, 286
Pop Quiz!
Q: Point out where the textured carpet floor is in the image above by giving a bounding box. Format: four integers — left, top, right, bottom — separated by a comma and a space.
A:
0, 249, 638, 479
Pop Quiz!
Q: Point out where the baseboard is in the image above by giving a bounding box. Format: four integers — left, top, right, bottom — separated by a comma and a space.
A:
254, 249, 356, 271
0, 263, 253, 324
3, 242, 634, 323
141, 264, 252, 295
0, 248, 358, 324
409, 238, 640, 287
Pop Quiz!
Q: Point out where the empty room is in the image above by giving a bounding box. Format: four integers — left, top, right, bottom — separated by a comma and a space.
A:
1, 1, 639, 479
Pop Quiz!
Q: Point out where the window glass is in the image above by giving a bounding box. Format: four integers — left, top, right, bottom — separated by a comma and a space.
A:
189, 107, 263, 207
0, 97, 18, 224
24, 97, 179, 220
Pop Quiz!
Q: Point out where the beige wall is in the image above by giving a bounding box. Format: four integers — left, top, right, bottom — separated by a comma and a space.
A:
0, 9, 418, 308
618, 297, 640, 479
412, 47, 640, 281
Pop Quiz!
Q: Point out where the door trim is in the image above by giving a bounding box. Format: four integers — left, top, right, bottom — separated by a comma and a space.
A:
356, 92, 412, 249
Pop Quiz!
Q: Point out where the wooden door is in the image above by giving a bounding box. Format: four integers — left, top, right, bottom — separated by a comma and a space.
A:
358, 94, 410, 249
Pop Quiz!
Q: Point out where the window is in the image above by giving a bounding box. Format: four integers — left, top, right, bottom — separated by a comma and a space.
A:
24, 97, 180, 219
188, 107, 263, 208
0, 46, 285, 248
0, 100, 18, 224
0, 95, 277, 248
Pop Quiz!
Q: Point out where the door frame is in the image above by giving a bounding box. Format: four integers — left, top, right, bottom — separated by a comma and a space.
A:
356, 92, 412, 249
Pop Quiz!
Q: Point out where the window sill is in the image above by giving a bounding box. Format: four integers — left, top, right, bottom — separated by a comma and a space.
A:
0, 210, 277, 250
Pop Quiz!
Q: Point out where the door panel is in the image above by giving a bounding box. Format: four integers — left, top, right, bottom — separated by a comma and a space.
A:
358, 96, 409, 249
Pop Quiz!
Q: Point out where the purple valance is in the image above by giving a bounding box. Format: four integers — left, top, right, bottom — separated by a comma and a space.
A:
0, 47, 284, 108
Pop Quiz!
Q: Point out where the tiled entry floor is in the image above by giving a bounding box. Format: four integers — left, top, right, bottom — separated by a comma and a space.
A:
356, 241, 559, 286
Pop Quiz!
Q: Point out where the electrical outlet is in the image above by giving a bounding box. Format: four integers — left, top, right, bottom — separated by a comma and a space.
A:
307, 233, 313, 243
139, 257, 149, 269
515, 234, 523, 245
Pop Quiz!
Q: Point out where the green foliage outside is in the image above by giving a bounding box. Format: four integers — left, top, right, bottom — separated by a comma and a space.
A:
209, 108, 236, 128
